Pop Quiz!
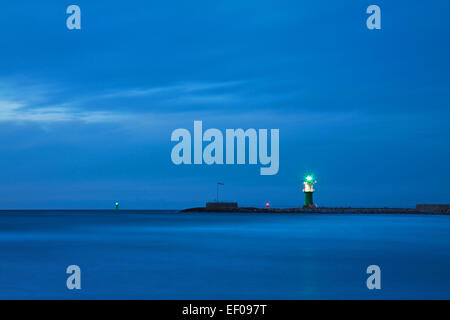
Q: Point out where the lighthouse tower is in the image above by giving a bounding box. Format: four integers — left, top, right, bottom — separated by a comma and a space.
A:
302, 174, 317, 208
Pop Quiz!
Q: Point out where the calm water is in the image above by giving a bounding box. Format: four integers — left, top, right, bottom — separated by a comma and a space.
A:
0, 210, 449, 299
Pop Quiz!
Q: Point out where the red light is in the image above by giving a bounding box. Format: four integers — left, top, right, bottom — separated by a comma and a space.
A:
266, 202, 270, 208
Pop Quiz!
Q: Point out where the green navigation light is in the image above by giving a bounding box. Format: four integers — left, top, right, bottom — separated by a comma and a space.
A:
303, 173, 316, 207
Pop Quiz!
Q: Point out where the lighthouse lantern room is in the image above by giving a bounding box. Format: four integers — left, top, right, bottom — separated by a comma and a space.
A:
302, 174, 317, 208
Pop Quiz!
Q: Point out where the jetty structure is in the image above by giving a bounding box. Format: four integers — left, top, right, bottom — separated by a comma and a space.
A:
181, 174, 450, 214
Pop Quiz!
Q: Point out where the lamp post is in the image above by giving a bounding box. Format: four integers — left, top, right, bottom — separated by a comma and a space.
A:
217, 182, 224, 202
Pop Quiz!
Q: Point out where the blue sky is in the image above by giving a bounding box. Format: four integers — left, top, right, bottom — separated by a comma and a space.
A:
0, 1, 449, 209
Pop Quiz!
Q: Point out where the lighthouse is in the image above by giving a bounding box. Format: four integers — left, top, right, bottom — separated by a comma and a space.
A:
302, 174, 316, 207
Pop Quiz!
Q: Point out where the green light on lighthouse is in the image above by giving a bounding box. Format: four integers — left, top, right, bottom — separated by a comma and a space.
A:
302, 174, 317, 208
115, 201, 119, 211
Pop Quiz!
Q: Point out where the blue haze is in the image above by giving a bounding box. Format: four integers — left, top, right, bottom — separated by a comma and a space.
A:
0, 1, 449, 209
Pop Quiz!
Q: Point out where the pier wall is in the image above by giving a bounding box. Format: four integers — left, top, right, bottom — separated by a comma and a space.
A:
416, 204, 450, 214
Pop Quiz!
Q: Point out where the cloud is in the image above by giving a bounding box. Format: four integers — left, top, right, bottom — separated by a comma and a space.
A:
98, 81, 244, 99
0, 78, 125, 123
81, 80, 246, 111
0, 99, 128, 123
0, 77, 370, 129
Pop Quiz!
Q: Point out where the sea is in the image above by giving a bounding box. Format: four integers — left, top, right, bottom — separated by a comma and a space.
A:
0, 210, 449, 299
